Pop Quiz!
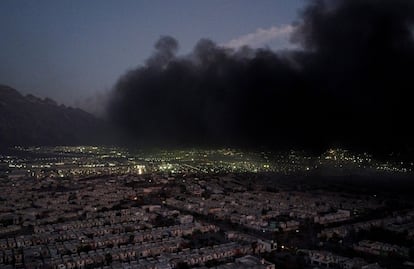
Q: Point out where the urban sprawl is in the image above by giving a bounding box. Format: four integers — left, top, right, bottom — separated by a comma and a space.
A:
1, 147, 413, 269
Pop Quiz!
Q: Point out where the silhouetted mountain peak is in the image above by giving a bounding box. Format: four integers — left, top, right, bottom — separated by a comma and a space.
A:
0, 85, 23, 100
0, 85, 110, 147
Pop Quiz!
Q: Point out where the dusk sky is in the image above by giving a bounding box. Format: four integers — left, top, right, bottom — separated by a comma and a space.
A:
1, 3, 414, 266
2, 0, 414, 153
0, 0, 303, 105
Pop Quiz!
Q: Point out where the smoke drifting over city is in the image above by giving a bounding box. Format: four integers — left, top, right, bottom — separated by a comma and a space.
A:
3, 2, 414, 268
107, 0, 414, 153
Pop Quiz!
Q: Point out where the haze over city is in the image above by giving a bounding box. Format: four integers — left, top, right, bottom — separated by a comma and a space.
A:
1, 1, 414, 269
1, 0, 413, 154
0, 0, 301, 105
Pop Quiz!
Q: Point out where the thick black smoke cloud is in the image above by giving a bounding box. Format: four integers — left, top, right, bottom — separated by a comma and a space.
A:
107, 0, 414, 155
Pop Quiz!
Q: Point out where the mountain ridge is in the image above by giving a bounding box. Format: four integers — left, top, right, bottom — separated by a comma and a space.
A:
0, 85, 108, 148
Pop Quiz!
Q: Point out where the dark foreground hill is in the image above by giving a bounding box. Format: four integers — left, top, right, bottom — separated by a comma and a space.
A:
0, 85, 109, 147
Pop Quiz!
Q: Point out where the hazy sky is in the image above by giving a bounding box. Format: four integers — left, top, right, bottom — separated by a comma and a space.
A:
0, 0, 304, 105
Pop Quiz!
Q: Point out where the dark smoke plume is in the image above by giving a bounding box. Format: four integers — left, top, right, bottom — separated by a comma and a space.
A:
107, 0, 414, 155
